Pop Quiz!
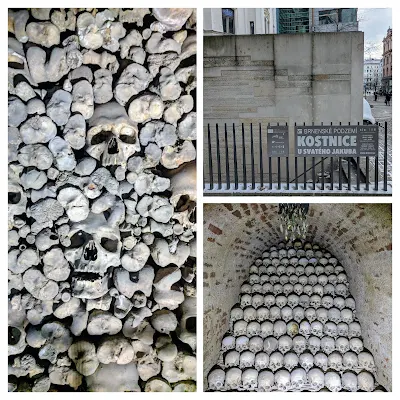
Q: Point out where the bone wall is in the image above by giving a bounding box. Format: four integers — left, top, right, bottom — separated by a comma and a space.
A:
203, 203, 392, 390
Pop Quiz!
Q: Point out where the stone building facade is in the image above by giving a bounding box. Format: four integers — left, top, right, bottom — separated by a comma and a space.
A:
382, 27, 392, 93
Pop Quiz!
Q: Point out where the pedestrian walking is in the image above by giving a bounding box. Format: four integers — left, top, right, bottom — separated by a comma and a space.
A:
374, 92, 378, 101
385, 92, 391, 106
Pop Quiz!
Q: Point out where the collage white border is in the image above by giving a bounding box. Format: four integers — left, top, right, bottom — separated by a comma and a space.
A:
2, 0, 398, 397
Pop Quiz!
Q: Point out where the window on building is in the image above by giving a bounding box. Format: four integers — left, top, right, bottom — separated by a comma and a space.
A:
222, 8, 235, 34
319, 9, 337, 25
339, 8, 357, 23
250, 21, 255, 34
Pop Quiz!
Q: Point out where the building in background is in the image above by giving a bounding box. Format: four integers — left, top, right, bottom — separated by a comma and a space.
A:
277, 8, 358, 34
364, 59, 382, 93
382, 27, 392, 93
203, 8, 277, 35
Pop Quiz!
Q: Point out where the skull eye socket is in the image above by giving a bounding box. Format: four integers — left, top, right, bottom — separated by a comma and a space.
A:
100, 237, 119, 252
91, 131, 111, 145
119, 134, 136, 144
70, 230, 88, 248
8, 191, 21, 204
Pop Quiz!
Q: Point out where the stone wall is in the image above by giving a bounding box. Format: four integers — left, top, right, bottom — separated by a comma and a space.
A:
203, 203, 392, 390
203, 32, 364, 182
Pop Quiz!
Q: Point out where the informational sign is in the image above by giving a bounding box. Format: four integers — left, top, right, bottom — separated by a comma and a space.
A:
267, 126, 289, 157
295, 125, 378, 157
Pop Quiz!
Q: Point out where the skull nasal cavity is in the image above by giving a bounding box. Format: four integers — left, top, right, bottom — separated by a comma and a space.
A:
84, 241, 98, 261
107, 137, 119, 154
8, 192, 21, 204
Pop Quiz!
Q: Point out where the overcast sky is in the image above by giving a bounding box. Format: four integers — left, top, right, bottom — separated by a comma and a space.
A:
358, 8, 392, 59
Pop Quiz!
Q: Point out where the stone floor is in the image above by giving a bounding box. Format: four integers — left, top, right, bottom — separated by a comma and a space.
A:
207, 240, 385, 392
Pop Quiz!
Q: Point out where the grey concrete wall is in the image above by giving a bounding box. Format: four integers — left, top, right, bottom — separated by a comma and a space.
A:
203, 32, 364, 182
203, 203, 392, 390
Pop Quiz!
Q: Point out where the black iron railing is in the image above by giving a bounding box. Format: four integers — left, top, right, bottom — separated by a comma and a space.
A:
204, 121, 390, 194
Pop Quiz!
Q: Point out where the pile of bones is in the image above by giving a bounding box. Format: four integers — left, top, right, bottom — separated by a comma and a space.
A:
207, 240, 386, 392
8, 8, 196, 392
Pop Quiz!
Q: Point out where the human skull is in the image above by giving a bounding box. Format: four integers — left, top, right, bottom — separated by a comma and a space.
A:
279, 275, 289, 285
308, 274, 318, 286
308, 367, 324, 391
335, 265, 345, 274
314, 352, 328, 371
357, 371, 375, 392
287, 294, 299, 309
269, 306, 281, 322
252, 294, 264, 309
349, 338, 364, 354
327, 274, 338, 285
287, 248, 296, 258
305, 308, 316, 322
283, 283, 294, 296
293, 307, 305, 323
298, 257, 309, 267
249, 274, 260, 285
286, 265, 296, 276
345, 297, 356, 311
289, 274, 299, 285
311, 321, 323, 337
255, 352, 269, 371
270, 275, 279, 285
324, 283, 335, 296
275, 295, 287, 309
293, 283, 303, 295
281, 306, 293, 322
278, 335, 292, 354
321, 336, 336, 355
86, 102, 140, 167
258, 266, 267, 275
266, 265, 276, 275
260, 322, 274, 338
306, 249, 314, 259
312, 284, 324, 297
269, 351, 284, 372
316, 307, 329, 324
308, 336, 321, 355
290, 367, 306, 390
299, 294, 310, 308
275, 369, 291, 392
337, 272, 348, 284
299, 321, 311, 337
225, 367, 242, 390
241, 283, 252, 294
337, 322, 349, 337
314, 265, 324, 276
328, 308, 341, 324
295, 266, 305, 276
342, 351, 359, 369
248, 336, 264, 353
292, 335, 307, 354
263, 284, 274, 296
273, 320, 286, 338
324, 322, 338, 338
250, 264, 259, 273
317, 274, 328, 286
319, 257, 328, 266
233, 320, 247, 337
264, 294, 275, 308
252, 283, 263, 294
276, 265, 286, 276
256, 307, 269, 322
325, 371, 342, 392
270, 250, 279, 259
287, 321, 299, 338
263, 336, 278, 354
221, 335, 236, 352
273, 283, 283, 295
240, 294, 252, 308
298, 275, 308, 286
64, 213, 122, 299
230, 307, 244, 323
348, 322, 361, 338
297, 249, 306, 258
304, 265, 315, 276
299, 352, 314, 372
281, 257, 289, 267
310, 295, 322, 308
258, 370, 275, 392
329, 257, 338, 266
246, 321, 261, 337
341, 308, 354, 324
243, 307, 257, 322
284, 352, 299, 372
239, 350, 255, 368
303, 285, 313, 296
260, 275, 269, 285
333, 296, 345, 310
290, 257, 299, 266
321, 295, 334, 309
225, 350, 240, 368
327, 351, 343, 370
208, 368, 225, 391
335, 283, 348, 297
241, 368, 258, 391
342, 371, 358, 392
271, 258, 280, 267
235, 336, 249, 352
255, 258, 263, 266
358, 351, 376, 371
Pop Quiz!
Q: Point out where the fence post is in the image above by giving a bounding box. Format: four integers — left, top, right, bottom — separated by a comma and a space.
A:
286, 122, 289, 190
330, 121, 334, 190
277, 122, 281, 190
347, 121, 351, 190
250, 123, 255, 190
224, 123, 230, 190
259, 123, 263, 188
242, 123, 247, 190
233, 123, 238, 190
356, 121, 360, 191
216, 123, 221, 189
268, 123, 272, 190
321, 122, 324, 191
207, 124, 213, 190
384, 121, 388, 191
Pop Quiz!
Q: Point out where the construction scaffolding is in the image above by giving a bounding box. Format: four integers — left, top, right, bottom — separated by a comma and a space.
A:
277, 8, 310, 34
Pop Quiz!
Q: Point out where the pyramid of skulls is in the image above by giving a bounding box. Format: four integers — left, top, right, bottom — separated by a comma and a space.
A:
207, 240, 383, 392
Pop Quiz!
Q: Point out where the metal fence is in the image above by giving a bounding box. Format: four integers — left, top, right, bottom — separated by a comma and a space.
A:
204, 121, 391, 195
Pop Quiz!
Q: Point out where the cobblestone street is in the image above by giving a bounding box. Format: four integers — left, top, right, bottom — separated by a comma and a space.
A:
366, 95, 392, 180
